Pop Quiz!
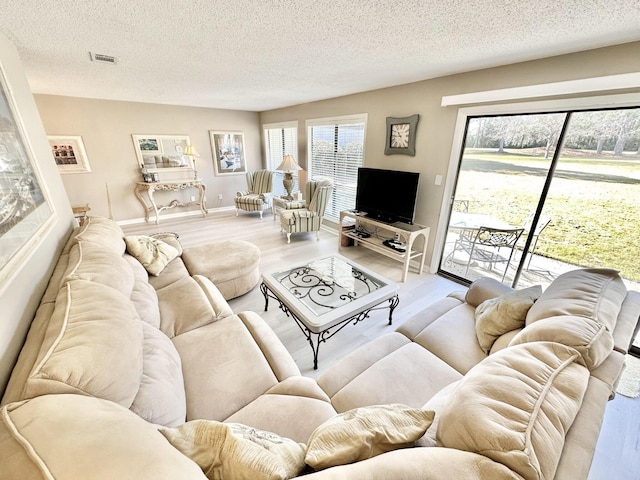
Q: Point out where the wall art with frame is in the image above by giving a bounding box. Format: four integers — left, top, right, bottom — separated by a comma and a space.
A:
0, 63, 54, 289
209, 130, 247, 176
47, 135, 92, 174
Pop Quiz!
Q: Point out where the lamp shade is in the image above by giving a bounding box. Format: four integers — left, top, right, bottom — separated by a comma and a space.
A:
276, 154, 301, 172
184, 144, 200, 157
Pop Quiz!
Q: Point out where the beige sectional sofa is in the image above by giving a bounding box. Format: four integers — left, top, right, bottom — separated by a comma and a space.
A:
1, 216, 638, 480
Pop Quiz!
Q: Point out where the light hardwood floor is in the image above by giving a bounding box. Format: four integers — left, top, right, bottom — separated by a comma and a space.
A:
122, 209, 640, 480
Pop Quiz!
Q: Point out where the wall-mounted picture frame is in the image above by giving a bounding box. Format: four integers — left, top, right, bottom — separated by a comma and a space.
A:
48, 135, 92, 173
384, 114, 419, 156
210, 130, 247, 176
0, 64, 54, 291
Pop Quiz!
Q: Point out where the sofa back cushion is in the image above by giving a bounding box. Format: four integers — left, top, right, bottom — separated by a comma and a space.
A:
510, 315, 614, 370
73, 215, 126, 255
22, 279, 144, 407
130, 322, 187, 427
525, 268, 627, 332
64, 241, 135, 297
465, 277, 514, 308
437, 342, 589, 480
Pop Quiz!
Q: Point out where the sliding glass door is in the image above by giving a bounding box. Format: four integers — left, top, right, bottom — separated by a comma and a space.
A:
439, 107, 640, 298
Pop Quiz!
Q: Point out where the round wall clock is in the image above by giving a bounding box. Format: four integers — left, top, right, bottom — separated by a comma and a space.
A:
384, 114, 419, 156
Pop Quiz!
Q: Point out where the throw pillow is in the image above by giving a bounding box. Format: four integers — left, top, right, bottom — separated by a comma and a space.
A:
305, 404, 434, 471
159, 420, 306, 480
124, 235, 179, 276
474, 285, 542, 353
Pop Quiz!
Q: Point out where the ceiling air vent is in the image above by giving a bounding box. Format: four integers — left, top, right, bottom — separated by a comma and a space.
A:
89, 52, 119, 64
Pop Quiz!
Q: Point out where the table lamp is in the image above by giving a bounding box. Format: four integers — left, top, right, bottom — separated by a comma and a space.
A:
184, 144, 200, 180
276, 154, 302, 200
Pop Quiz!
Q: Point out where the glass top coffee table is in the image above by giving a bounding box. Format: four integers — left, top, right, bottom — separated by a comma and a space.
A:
260, 254, 399, 369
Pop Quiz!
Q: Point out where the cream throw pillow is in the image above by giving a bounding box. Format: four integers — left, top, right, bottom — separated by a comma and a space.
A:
125, 235, 179, 276
305, 404, 434, 470
159, 420, 306, 480
475, 285, 542, 353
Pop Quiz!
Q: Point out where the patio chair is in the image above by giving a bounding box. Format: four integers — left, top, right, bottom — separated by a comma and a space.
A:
454, 226, 524, 281
234, 169, 274, 219
519, 213, 552, 269
279, 180, 333, 243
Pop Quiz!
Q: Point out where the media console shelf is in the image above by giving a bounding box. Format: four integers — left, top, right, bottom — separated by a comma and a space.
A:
338, 210, 430, 282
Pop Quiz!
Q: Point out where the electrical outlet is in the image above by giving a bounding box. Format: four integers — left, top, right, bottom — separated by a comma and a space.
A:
190, 195, 195, 202
218, 193, 223, 200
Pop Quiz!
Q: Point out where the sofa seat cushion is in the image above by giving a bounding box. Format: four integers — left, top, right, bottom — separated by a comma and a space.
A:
130, 322, 187, 427
22, 279, 143, 407
525, 268, 627, 332
181, 240, 261, 300
148, 256, 191, 291
475, 285, 542, 353
160, 420, 306, 480
301, 447, 522, 480
305, 404, 435, 470
510, 315, 614, 370
412, 303, 487, 374
224, 377, 338, 444
319, 333, 462, 413
173, 313, 300, 422
0, 395, 207, 480
438, 342, 590, 480
155, 276, 233, 338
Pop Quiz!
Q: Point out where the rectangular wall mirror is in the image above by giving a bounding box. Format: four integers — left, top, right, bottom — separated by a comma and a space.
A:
132, 134, 193, 173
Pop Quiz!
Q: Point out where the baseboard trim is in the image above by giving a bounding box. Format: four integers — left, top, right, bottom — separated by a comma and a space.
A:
115, 206, 235, 226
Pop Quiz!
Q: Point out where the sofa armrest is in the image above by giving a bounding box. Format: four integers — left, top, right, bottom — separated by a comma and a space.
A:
236, 311, 301, 380
300, 447, 521, 479
465, 277, 514, 307
396, 296, 464, 341
0, 395, 207, 480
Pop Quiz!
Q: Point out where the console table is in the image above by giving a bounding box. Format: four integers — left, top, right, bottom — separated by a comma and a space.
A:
338, 210, 430, 282
134, 180, 207, 225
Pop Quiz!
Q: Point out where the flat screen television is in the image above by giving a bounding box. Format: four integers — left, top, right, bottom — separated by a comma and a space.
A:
355, 167, 420, 224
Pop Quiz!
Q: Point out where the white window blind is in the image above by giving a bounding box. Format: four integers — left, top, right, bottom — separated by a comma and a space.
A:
263, 121, 298, 197
307, 115, 367, 221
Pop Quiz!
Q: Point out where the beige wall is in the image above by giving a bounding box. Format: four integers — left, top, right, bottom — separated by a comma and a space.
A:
259, 42, 640, 263
0, 33, 75, 393
35, 96, 262, 222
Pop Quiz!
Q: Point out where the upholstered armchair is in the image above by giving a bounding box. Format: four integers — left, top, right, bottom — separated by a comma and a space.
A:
279, 180, 333, 243
234, 169, 274, 219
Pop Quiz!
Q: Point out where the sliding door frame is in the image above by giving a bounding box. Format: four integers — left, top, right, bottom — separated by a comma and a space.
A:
430, 93, 640, 278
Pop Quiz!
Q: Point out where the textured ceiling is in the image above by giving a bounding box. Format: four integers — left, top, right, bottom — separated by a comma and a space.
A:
0, 0, 639, 111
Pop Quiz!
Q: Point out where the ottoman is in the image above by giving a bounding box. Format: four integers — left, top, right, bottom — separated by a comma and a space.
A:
182, 240, 261, 300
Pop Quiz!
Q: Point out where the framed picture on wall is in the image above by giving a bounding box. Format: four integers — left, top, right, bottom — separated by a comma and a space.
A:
47, 135, 92, 174
209, 131, 247, 176
0, 64, 54, 291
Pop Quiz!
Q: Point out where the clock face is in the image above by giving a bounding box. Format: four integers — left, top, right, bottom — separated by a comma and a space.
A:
390, 123, 410, 148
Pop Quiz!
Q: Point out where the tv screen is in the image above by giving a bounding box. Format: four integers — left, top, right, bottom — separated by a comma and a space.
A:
355, 167, 420, 224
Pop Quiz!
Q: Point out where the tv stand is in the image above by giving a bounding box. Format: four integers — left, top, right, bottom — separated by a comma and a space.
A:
339, 210, 430, 282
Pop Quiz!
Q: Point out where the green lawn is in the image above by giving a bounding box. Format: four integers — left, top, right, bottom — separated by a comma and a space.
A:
455, 151, 640, 282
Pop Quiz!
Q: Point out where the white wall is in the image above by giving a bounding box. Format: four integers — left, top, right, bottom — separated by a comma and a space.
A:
0, 32, 75, 394
35, 96, 262, 222
259, 41, 640, 265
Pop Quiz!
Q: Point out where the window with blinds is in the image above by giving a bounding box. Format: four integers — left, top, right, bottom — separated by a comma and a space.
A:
263, 121, 298, 197
306, 114, 367, 221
